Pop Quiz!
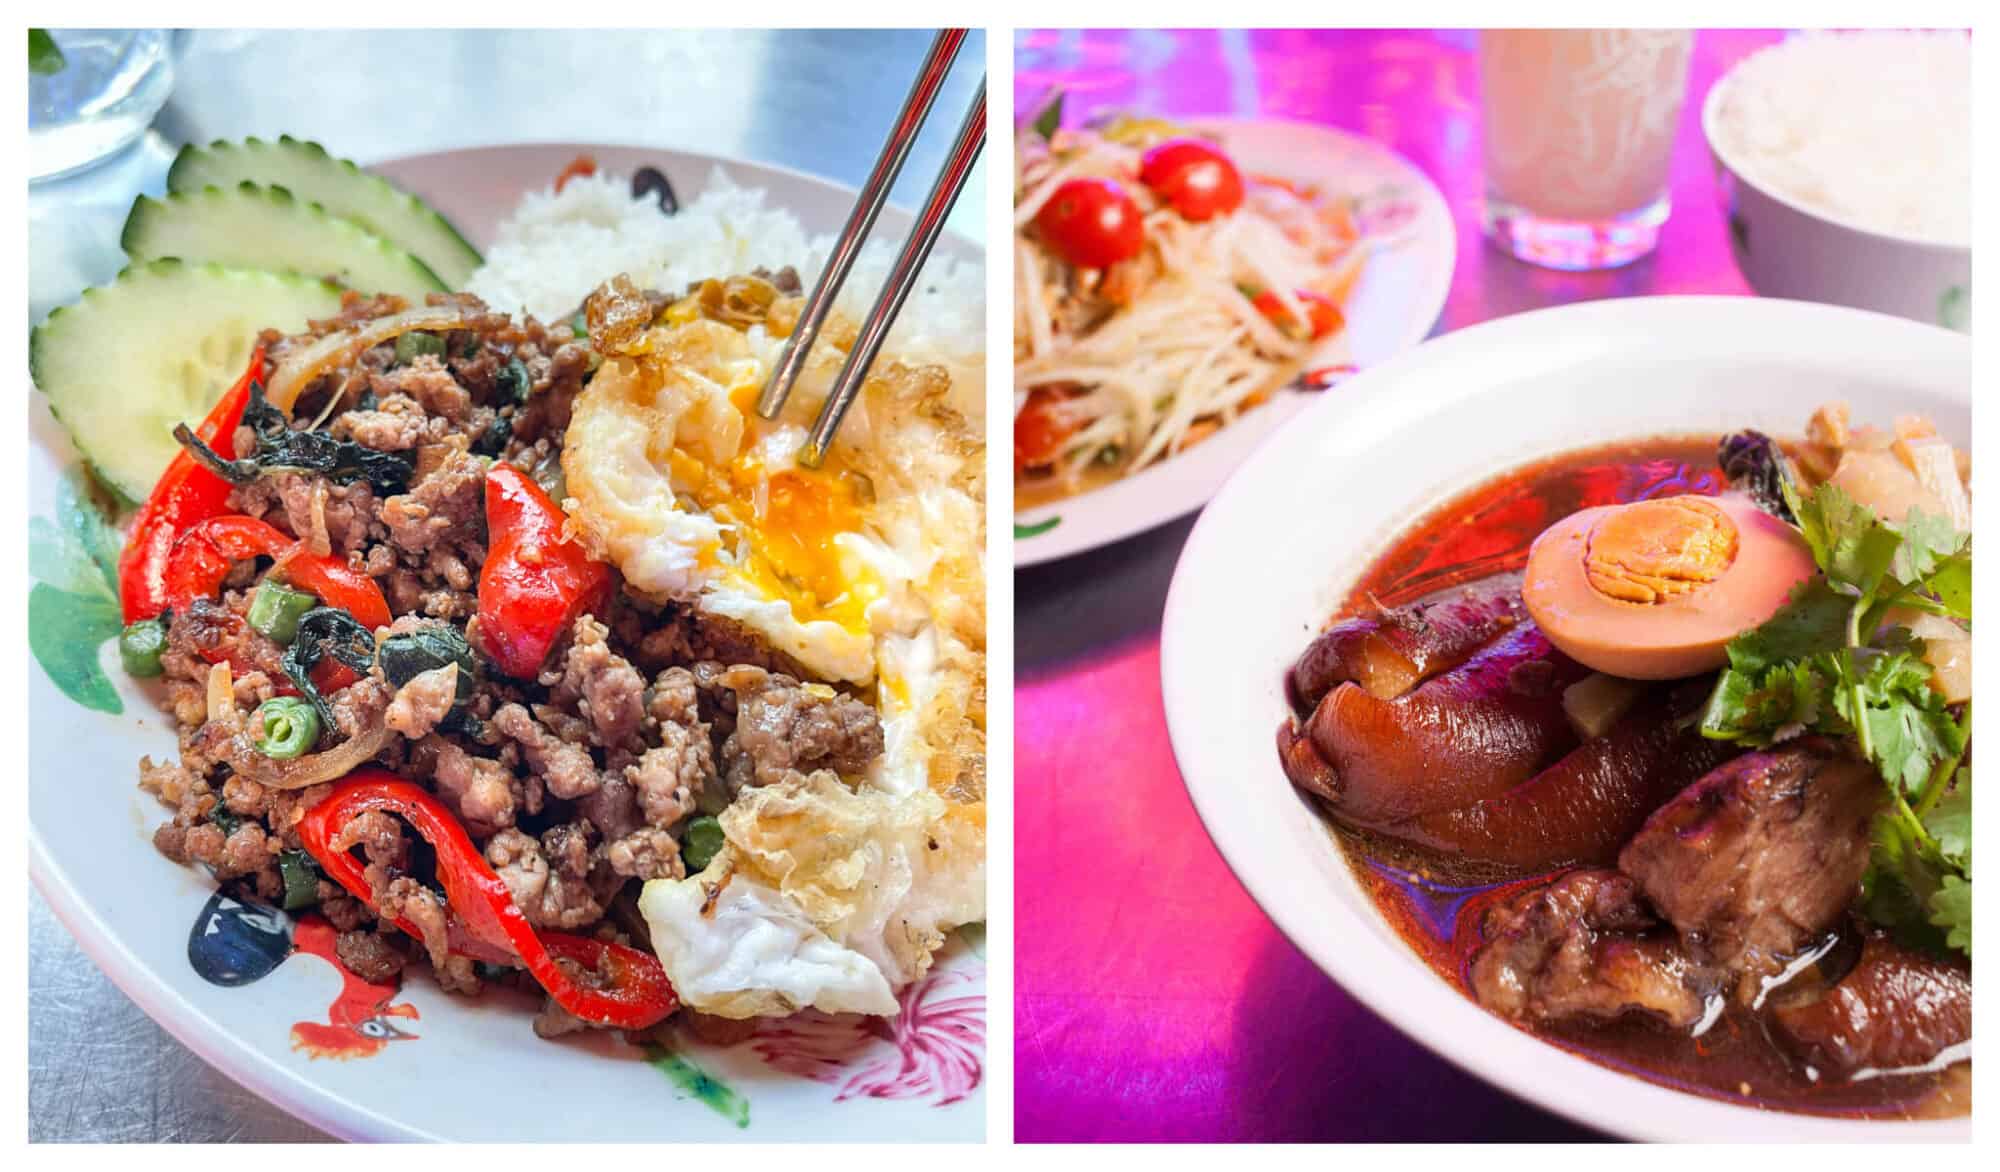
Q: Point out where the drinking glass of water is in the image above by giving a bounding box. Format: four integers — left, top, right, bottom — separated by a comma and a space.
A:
28, 29, 176, 183
1478, 29, 1693, 270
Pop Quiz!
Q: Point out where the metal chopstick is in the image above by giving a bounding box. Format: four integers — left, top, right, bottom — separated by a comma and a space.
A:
799, 78, 986, 468
755, 28, 966, 422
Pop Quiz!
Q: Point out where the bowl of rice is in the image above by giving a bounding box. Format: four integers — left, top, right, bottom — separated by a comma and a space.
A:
1702, 31, 1969, 331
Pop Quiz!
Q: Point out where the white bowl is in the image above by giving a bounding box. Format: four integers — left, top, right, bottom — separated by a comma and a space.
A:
1160, 296, 1969, 1141
1702, 58, 1970, 332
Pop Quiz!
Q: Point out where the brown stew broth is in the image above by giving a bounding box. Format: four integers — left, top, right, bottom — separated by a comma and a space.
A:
1327, 438, 1969, 1120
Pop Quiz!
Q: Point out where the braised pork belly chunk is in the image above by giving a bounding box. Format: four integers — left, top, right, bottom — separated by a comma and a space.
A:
1771, 932, 1972, 1076
1619, 740, 1879, 1001
1470, 869, 1710, 1030
1469, 743, 1879, 1027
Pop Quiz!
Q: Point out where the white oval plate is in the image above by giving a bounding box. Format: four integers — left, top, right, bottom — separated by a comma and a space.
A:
29, 143, 985, 1142
1014, 117, 1455, 567
1161, 297, 1969, 1141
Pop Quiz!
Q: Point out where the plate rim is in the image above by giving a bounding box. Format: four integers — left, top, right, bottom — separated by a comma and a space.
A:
1160, 294, 1973, 1141
30, 829, 434, 1141
366, 137, 984, 261
29, 138, 986, 1144
1013, 114, 1457, 567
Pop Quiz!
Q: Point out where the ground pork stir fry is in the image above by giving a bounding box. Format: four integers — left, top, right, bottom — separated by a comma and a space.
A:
138, 289, 889, 1039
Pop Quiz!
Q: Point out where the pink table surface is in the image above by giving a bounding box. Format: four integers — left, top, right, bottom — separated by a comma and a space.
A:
1014, 28, 1785, 1143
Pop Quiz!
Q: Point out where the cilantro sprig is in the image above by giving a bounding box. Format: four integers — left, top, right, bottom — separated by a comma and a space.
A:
1698, 476, 1971, 956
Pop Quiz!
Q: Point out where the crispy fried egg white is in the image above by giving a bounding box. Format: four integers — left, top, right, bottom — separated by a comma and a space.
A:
563, 275, 986, 1018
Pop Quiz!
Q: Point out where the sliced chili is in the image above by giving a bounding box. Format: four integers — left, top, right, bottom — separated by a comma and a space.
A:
478, 462, 611, 678
553, 154, 597, 194
270, 544, 393, 631
297, 772, 678, 1030
119, 346, 265, 623
161, 514, 392, 632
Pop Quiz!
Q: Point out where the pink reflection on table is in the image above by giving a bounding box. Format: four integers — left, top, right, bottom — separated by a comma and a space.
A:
1013, 28, 1785, 1143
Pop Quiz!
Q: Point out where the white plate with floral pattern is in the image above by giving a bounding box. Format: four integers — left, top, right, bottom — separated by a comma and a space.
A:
1013, 117, 1454, 567
28, 143, 985, 1142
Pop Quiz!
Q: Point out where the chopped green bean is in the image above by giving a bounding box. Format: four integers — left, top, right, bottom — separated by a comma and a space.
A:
246, 580, 318, 644
252, 696, 321, 759
278, 850, 322, 910
682, 816, 725, 872
393, 331, 446, 365
119, 617, 168, 677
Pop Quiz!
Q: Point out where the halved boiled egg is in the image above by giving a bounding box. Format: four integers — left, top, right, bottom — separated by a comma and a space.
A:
1523, 494, 1815, 680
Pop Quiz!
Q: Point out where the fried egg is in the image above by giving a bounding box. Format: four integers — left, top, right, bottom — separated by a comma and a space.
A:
561, 274, 986, 1018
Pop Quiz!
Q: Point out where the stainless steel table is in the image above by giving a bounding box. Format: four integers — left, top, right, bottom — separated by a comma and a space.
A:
26, 26, 985, 1143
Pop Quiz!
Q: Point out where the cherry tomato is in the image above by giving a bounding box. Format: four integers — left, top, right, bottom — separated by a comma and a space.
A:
1015, 387, 1082, 472
1140, 139, 1245, 221
1251, 288, 1344, 341
1034, 178, 1145, 270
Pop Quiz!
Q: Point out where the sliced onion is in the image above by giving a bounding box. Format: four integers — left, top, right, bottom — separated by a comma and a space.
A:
1902, 438, 1972, 532
266, 305, 477, 414
205, 662, 237, 725
199, 679, 396, 791
223, 720, 396, 791
1902, 612, 1972, 705
1829, 448, 1947, 527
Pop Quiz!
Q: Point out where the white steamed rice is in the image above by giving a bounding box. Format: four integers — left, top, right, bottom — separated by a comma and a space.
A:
1712, 31, 1969, 244
465, 167, 984, 368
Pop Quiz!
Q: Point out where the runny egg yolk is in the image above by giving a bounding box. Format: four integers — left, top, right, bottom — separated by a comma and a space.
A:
668, 445, 878, 634
1582, 496, 1739, 604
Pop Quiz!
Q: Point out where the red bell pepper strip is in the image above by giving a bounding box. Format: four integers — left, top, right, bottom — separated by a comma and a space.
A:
119, 346, 266, 623
270, 544, 394, 631
478, 462, 611, 679
161, 515, 393, 632
297, 772, 679, 1030
160, 515, 290, 614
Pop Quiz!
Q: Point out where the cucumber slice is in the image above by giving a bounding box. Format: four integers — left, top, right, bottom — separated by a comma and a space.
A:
30, 259, 345, 501
122, 182, 447, 301
168, 136, 482, 287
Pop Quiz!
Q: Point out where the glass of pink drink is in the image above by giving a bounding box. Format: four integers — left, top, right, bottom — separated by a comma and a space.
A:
1479, 29, 1694, 270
